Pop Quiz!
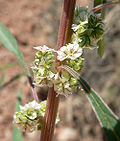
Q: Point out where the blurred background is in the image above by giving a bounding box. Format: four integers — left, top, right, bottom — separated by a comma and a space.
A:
0, 0, 120, 141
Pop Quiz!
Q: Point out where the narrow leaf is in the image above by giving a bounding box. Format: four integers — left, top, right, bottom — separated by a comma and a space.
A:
13, 89, 23, 141
94, 0, 103, 7
94, 0, 107, 11
0, 23, 30, 76
101, 0, 107, 18
94, 0, 104, 14
59, 65, 120, 141
94, 0, 106, 57
97, 39, 104, 57
78, 78, 120, 141
93, 1, 120, 13
0, 24, 38, 102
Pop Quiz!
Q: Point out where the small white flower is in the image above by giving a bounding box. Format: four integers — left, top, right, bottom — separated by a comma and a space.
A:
33, 71, 55, 87
54, 72, 72, 96
13, 100, 59, 132
72, 24, 81, 32
57, 43, 83, 61
26, 112, 37, 120
32, 46, 56, 87
33, 45, 55, 53
80, 19, 88, 25
13, 100, 46, 132
72, 19, 88, 32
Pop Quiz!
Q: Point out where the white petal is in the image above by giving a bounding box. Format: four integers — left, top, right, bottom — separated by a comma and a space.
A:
73, 43, 79, 52
81, 20, 88, 25
57, 51, 67, 61
33, 45, 55, 53
72, 24, 81, 31
78, 47, 83, 54
59, 46, 67, 52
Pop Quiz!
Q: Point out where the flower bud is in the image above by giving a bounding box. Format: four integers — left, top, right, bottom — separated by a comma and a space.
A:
32, 45, 56, 87
72, 6, 105, 49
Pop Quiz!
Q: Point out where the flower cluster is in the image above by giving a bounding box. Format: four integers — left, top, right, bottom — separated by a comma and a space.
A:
55, 43, 83, 95
72, 6, 105, 49
32, 43, 84, 96
54, 71, 77, 96
31, 45, 55, 87
13, 100, 46, 132
57, 43, 82, 61
13, 4, 107, 134
31, 6, 106, 96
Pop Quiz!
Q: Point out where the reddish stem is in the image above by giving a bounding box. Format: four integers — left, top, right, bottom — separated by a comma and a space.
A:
57, 0, 76, 50
65, 0, 76, 45
28, 76, 40, 103
92, 1, 120, 13
40, 0, 76, 141
40, 87, 59, 141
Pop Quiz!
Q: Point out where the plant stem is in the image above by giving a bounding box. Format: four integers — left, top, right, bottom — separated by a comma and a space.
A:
40, 0, 76, 141
92, 1, 120, 13
40, 87, 59, 141
57, 0, 76, 49
28, 76, 40, 103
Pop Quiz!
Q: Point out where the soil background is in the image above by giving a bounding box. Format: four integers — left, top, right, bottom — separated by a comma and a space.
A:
0, 0, 120, 141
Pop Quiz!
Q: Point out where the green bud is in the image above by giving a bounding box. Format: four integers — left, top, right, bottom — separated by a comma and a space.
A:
66, 57, 83, 72
32, 46, 56, 87
72, 7, 105, 49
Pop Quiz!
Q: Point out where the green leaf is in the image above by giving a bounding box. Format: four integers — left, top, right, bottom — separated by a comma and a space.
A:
93, 0, 106, 57
13, 89, 23, 141
78, 78, 120, 141
94, 0, 103, 9
94, 0, 107, 8
94, 0, 107, 17
0, 23, 30, 76
0, 71, 6, 87
101, 0, 107, 18
59, 65, 120, 141
97, 39, 104, 57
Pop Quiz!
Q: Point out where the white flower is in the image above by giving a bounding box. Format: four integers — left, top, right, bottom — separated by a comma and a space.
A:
33, 45, 55, 53
13, 100, 46, 132
80, 19, 88, 25
13, 100, 59, 132
72, 19, 88, 32
33, 71, 55, 87
54, 72, 72, 96
72, 24, 81, 32
32, 45, 56, 87
72, 34, 83, 44
57, 43, 83, 61
20, 100, 42, 111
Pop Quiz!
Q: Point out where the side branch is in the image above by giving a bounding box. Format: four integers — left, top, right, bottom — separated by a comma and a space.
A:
92, 1, 120, 13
